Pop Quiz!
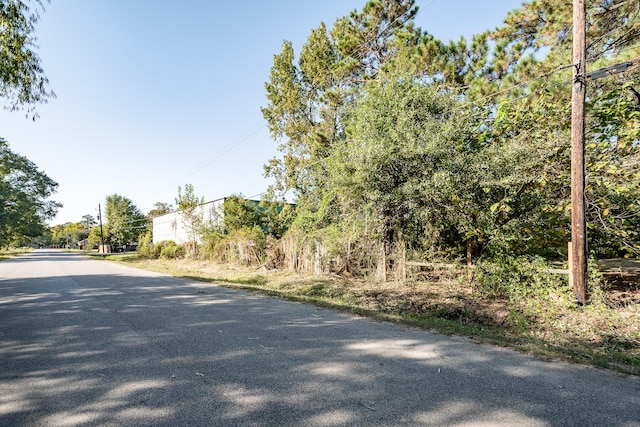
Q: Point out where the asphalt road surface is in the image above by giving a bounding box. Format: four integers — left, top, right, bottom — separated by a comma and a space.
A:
1, 249, 639, 426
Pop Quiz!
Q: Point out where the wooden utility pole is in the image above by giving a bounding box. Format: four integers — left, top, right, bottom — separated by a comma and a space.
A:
98, 203, 106, 255
571, 0, 588, 304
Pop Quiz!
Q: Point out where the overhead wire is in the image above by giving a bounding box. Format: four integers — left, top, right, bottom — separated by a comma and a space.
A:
117, 0, 640, 222
122, 122, 273, 220
156, 123, 266, 192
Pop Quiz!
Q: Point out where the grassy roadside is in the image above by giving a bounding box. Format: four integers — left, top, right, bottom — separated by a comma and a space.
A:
95, 253, 640, 377
0, 248, 31, 261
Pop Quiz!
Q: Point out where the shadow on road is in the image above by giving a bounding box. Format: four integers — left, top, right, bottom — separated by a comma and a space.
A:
0, 251, 639, 426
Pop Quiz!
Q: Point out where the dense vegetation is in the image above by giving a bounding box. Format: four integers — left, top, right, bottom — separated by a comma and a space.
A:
259, 0, 639, 283
0, 138, 60, 246
131, 1, 639, 309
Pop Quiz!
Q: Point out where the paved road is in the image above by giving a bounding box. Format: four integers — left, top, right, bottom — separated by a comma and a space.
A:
0, 250, 638, 426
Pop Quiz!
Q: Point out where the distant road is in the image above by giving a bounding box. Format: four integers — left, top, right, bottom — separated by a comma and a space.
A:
1, 249, 639, 426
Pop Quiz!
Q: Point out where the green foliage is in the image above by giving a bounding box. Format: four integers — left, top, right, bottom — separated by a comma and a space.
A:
201, 226, 265, 266
49, 221, 87, 246
261, 0, 640, 288
157, 240, 184, 260
261, 0, 419, 209
586, 80, 640, 256
474, 255, 565, 303
222, 195, 262, 233
105, 194, 146, 246
87, 223, 107, 245
136, 230, 155, 258
222, 194, 295, 238
0, 0, 54, 118
0, 138, 60, 247
586, 255, 608, 305
333, 77, 466, 257
259, 201, 296, 239
175, 184, 204, 256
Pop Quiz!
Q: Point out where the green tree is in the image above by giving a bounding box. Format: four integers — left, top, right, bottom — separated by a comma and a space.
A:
262, 0, 419, 211
222, 195, 261, 233
487, 0, 640, 257
221, 195, 295, 239
88, 223, 107, 246
0, 138, 60, 247
263, 0, 640, 281
332, 78, 464, 260
105, 194, 146, 246
148, 201, 173, 218
175, 184, 204, 256
50, 221, 86, 246
0, 0, 54, 118
409, 0, 640, 258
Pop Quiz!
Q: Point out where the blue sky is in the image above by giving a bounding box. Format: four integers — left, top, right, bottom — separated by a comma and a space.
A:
1, 0, 526, 224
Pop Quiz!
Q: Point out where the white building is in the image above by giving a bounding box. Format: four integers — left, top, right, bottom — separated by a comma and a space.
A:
152, 199, 223, 244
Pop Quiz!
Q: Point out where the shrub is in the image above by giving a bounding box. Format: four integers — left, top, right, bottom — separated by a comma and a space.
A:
157, 240, 185, 259
137, 230, 155, 258
474, 255, 565, 302
200, 226, 265, 265
270, 225, 382, 277
226, 226, 266, 265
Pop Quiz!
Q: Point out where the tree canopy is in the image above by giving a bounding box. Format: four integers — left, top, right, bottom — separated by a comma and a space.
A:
0, 138, 60, 247
262, 0, 640, 273
0, 0, 54, 118
105, 194, 146, 245
0, 1, 58, 248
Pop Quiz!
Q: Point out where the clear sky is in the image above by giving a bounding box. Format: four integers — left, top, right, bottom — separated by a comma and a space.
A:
1, 0, 526, 225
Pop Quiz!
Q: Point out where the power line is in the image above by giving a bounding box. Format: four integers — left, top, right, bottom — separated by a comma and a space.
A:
448, 63, 576, 113
154, 123, 266, 194
181, 124, 265, 179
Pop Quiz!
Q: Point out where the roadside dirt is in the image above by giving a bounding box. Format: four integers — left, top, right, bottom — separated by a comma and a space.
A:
599, 259, 640, 306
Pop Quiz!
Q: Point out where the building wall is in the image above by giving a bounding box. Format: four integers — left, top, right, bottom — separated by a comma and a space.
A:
152, 199, 223, 244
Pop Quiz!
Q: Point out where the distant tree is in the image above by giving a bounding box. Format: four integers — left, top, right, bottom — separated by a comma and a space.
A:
105, 194, 146, 246
88, 223, 107, 245
175, 184, 204, 256
50, 222, 86, 246
0, 138, 60, 247
81, 214, 96, 228
148, 201, 173, 218
0, 0, 54, 118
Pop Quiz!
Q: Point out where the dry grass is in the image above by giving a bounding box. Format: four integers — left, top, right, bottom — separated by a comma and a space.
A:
106, 254, 640, 376
0, 248, 30, 261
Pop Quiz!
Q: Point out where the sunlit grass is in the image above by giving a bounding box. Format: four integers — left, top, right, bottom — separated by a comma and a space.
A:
0, 248, 30, 261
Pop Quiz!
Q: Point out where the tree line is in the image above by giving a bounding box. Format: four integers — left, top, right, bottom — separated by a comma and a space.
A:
260, 0, 639, 278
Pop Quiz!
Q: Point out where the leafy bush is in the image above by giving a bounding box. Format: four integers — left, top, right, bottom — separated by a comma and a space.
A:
474, 255, 565, 302
157, 240, 185, 259
137, 230, 155, 258
473, 255, 573, 331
